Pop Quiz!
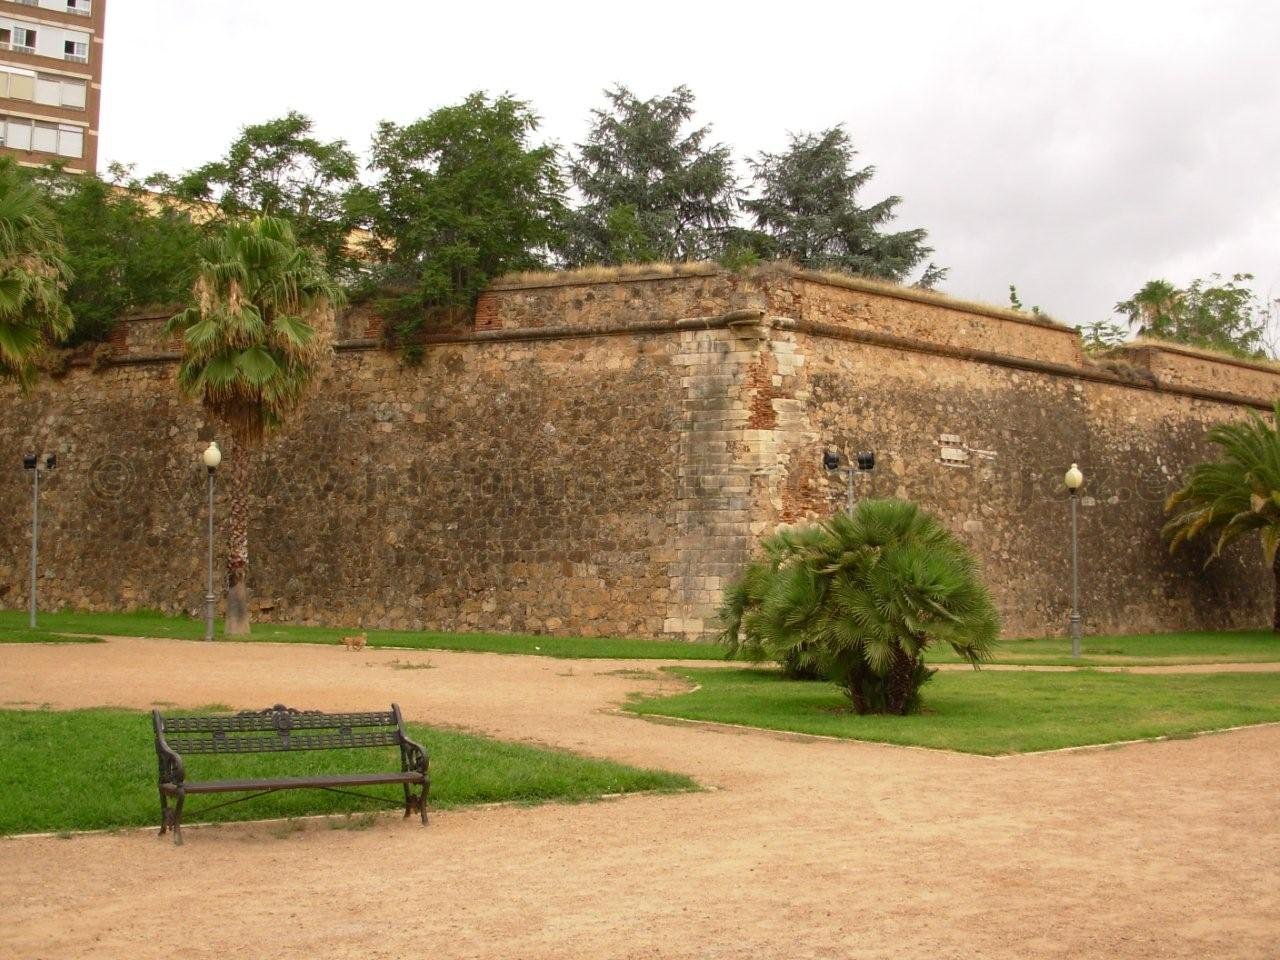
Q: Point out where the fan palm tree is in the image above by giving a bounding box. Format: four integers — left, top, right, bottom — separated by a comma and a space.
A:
0, 159, 72, 388
720, 500, 999, 715
1115, 279, 1180, 339
167, 215, 342, 635
1164, 402, 1280, 631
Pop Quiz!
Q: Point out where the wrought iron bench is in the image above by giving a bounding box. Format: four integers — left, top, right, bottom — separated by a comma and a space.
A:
152, 703, 429, 845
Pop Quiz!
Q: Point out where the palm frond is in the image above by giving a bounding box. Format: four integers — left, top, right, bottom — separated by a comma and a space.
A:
1165, 403, 1280, 568
169, 215, 341, 444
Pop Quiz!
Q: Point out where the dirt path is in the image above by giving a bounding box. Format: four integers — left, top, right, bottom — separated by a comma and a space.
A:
1, 637, 1277, 960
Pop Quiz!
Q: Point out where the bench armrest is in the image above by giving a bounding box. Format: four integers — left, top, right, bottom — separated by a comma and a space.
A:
399, 733, 428, 775
391, 703, 429, 776
152, 710, 186, 785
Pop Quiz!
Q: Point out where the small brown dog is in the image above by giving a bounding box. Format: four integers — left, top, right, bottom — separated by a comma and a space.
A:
341, 632, 367, 652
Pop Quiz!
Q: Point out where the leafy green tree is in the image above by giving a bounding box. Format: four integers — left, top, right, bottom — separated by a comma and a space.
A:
170, 112, 359, 272
31, 163, 203, 343
0, 159, 72, 387
562, 85, 738, 265
357, 92, 564, 340
743, 127, 944, 286
166, 216, 342, 635
1115, 274, 1273, 358
720, 500, 998, 715
1164, 402, 1280, 631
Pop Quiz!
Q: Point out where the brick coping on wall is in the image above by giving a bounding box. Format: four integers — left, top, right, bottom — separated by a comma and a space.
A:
487, 263, 1073, 335
89, 314, 1278, 414
1114, 338, 1280, 377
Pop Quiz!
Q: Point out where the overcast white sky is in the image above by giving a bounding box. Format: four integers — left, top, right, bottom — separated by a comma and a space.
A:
99, 0, 1280, 329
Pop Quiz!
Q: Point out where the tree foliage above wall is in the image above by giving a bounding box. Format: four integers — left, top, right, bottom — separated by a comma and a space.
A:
29, 163, 203, 345
354, 92, 565, 335
1115, 274, 1275, 359
559, 85, 739, 266
742, 127, 944, 287
27, 83, 1272, 361
163, 112, 360, 276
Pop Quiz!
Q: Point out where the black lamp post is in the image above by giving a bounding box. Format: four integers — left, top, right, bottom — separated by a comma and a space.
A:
201, 442, 222, 641
23, 453, 55, 628
1064, 463, 1084, 657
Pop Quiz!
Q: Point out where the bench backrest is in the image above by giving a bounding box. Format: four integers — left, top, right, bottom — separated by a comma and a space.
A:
154, 703, 406, 755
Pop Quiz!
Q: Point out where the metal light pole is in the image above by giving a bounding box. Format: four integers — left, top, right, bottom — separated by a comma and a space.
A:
201, 442, 222, 641
23, 453, 54, 629
823, 448, 877, 514
1064, 462, 1084, 658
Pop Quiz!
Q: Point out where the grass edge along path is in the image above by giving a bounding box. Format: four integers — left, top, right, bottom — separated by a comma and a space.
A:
0, 707, 696, 836
0, 627, 101, 644
0, 609, 726, 660
625, 666, 1280, 756
4, 610, 1280, 664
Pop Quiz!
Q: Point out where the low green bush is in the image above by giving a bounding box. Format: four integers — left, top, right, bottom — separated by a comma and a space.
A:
719, 500, 999, 714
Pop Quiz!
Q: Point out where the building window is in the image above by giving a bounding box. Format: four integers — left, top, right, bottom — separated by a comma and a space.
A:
56, 124, 81, 157
34, 75, 60, 106
6, 27, 38, 54
3, 116, 33, 150
66, 0, 92, 14
0, 68, 36, 101
60, 77, 85, 108
0, 116, 83, 158
20, 72, 85, 108
31, 120, 56, 153
64, 39, 87, 63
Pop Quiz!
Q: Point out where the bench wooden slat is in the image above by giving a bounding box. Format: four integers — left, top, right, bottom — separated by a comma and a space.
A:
161, 710, 397, 733
166, 730, 402, 754
160, 771, 426, 795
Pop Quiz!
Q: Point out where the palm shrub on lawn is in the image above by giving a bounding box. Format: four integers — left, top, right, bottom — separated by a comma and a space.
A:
719, 499, 999, 715
1164, 401, 1280, 630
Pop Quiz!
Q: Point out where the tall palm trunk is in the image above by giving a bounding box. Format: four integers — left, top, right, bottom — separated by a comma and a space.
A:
1273, 553, 1280, 633
225, 449, 253, 636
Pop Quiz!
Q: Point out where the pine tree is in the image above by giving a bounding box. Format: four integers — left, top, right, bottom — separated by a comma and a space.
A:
743, 127, 943, 286
561, 85, 738, 265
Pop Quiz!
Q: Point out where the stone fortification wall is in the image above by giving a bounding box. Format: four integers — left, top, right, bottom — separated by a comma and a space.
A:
2, 265, 1275, 639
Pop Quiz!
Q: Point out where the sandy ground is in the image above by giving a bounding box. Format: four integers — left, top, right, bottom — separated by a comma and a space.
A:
1, 637, 1277, 960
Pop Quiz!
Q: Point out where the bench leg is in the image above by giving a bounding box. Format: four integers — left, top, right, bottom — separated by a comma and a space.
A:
158, 790, 169, 837
419, 778, 430, 826
172, 789, 185, 846
402, 782, 412, 820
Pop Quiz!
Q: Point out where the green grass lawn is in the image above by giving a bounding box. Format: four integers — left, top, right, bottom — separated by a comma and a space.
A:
0, 609, 726, 660
0, 627, 101, 644
0, 707, 694, 835
627, 667, 1280, 755
924, 630, 1280, 665
4, 609, 1279, 665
